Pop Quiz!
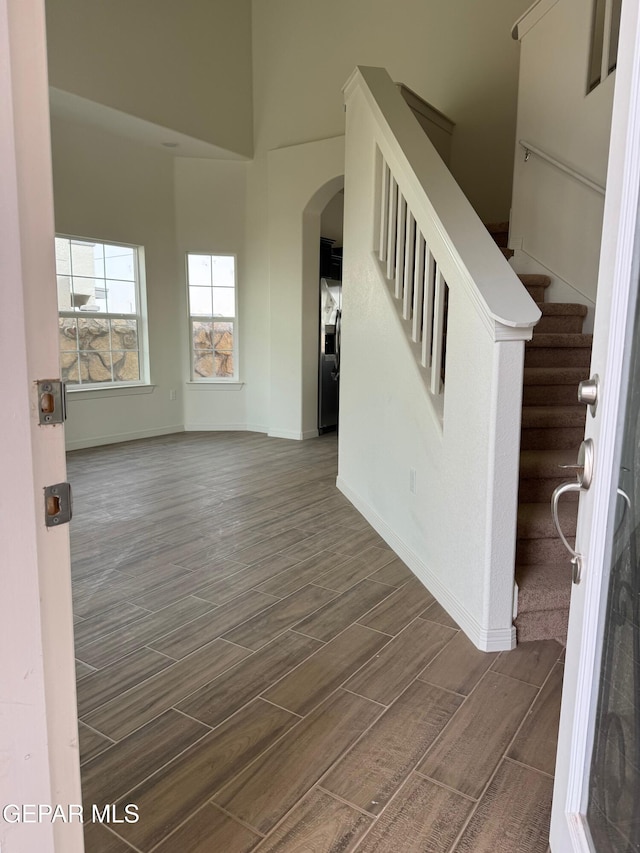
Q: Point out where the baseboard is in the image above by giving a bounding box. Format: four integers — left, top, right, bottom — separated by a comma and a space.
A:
183, 423, 268, 434
183, 424, 319, 440
65, 425, 185, 451
336, 476, 516, 651
268, 428, 320, 441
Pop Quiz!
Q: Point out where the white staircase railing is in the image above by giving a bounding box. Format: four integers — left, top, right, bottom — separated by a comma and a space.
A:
338, 67, 541, 650
378, 155, 449, 397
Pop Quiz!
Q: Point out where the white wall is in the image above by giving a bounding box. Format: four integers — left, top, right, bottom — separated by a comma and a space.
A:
174, 158, 250, 431
45, 0, 254, 157
509, 0, 615, 320
267, 137, 345, 440
51, 115, 184, 448
241, 0, 531, 439
251, 0, 531, 221
46, 0, 533, 443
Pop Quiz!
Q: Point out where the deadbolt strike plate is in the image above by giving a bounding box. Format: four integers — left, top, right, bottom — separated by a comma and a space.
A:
44, 482, 73, 527
37, 379, 66, 425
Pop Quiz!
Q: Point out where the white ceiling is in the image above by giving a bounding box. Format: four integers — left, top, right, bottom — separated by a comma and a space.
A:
48, 87, 249, 161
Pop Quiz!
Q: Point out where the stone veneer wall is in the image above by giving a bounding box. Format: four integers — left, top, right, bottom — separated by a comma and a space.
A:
59, 317, 139, 383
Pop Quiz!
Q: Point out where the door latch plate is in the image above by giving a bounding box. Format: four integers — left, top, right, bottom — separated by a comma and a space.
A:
44, 482, 73, 527
37, 380, 66, 425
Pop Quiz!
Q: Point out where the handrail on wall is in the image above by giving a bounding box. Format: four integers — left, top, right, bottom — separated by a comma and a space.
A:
519, 140, 606, 196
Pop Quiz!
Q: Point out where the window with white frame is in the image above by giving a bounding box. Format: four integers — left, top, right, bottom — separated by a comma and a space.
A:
56, 236, 148, 387
187, 253, 237, 380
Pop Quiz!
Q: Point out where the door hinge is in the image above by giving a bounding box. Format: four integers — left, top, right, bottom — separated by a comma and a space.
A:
37, 379, 66, 425
44, 482, 73, 527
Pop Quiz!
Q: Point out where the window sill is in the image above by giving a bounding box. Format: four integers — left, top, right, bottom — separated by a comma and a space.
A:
66, 384, 156, 401
186, 381, 244, 389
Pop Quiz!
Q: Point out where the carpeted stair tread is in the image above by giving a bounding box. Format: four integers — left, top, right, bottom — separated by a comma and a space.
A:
518, 449, 580, 501
517, 501, 577, 540
523, 366, 589, 385
485, 221, 510, 234
501, 247, 514, 260
516, 561, 573, 613
519, 449, 578, 479
535, 303, 588, 333
517, 274, 551, 302
537, 302, 588, 317
514, 608, 568, 644
523, 385, 584, 406
517, 273, 551, 289
523, 367, 589, 405
525, 349, 591, 369
526, 333, 593, 348
517, 536, 576, 565
518, 479, 578, 504
520, 427, 586, 450
485, 222, 510, 247
521, 406, 587, 429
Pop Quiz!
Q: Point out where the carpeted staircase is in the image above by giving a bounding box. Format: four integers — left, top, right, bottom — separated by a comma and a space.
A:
488, 225, 592, 644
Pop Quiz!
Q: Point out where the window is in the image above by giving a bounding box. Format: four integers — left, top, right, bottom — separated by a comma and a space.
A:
56, 236, 148, 387
186, 253, 237, 380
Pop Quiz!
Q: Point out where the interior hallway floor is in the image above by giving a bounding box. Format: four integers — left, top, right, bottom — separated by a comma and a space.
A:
69, 431, 562, 853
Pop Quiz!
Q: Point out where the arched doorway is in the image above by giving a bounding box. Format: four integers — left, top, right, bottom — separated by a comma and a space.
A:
266, 136, 344, 439
318, 189, 344, 432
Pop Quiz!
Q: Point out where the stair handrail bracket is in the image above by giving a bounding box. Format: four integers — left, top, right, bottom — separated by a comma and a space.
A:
339, 66, 538, 652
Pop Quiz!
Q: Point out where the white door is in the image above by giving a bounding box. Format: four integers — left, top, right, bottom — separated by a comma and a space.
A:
551, 0, 640, 850
0, 0, 83, 851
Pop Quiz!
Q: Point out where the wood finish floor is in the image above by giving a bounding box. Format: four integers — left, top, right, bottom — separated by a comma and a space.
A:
69, 432, 562, 853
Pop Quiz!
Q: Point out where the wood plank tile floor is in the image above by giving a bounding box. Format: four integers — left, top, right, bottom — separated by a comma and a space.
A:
68, 431, 563, 853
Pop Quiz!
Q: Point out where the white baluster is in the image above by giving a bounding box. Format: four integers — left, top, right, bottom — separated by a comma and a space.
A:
386, 177, 398, 281
421, 251, 436, 368
412, 233, 425, 343
431, 270, 447, 395
379, 159, 390, 263
395, 194, 406, 299
403, 211, 415, 319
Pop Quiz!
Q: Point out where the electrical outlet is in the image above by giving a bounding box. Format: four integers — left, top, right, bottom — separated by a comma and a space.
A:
169, 389, 177, 401
409, 468, 417, 494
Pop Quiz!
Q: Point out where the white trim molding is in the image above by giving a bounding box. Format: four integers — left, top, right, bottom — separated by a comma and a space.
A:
184, 422, 268, 433
66, 383, 156, 400
65, 424, 184, 451
267, 428, 320, 441
185, 381, 245, 389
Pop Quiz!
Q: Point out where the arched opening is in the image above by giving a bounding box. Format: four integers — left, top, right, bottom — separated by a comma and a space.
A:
318, 189, 344, 433
266, 136, 344, 440
300, 175, 344, 437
